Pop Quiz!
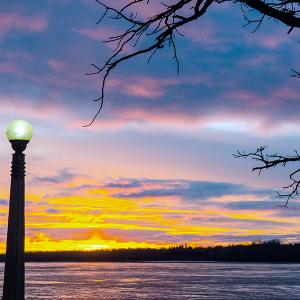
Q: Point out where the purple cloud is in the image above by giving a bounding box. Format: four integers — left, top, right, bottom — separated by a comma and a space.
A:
31, 169, 77, 184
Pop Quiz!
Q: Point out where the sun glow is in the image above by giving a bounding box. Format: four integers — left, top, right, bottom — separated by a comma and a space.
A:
23, 233, 167, 253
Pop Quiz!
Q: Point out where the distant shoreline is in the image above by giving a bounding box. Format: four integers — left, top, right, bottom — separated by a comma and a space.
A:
20, 260, 300, 265
2, 240, 300, 263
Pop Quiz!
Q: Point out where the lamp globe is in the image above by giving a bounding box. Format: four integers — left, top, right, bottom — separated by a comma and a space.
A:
6, 120, 33, 142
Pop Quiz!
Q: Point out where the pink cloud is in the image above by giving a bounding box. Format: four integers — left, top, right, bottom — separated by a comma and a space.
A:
47, 59, 66, 72
133, 1, 167, 18
0, 49, 95, 91
28, 72, 96, 90
75, 27, 120, 42
0, 92, 69, 121
9, 62, 98, 91
75, 26, 136, 53
70, 105, 211, 132
226, 90, 273, 106
110, 108, 234, 130
228, 86, 300, 111
111, 77, 180, 98
0, 62, 23, 76
70, 106, 297, 137
258, 35, 288, 49
181, 20, 223, 48
240, 54, 276, 67
245, 27, 293, 50
107, 75, 209, 99
92, 0, 166, 19
1, 50, 33, 61
70, 93, 294, 136
272, 87, 299, 101
125, 84, 161, 98
0, 12, 47, 37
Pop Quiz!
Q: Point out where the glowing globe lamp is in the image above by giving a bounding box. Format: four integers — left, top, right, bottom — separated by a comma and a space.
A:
6, 120, 33, 141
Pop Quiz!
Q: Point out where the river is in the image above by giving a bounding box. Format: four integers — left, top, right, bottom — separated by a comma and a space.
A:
0, 262, 299, 299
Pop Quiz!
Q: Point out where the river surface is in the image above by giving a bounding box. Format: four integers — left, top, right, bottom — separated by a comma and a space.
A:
0, 262, 299, 299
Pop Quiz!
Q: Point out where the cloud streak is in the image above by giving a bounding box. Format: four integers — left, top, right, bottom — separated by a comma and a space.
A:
31, 169, 78, 184
106, 178, 270, 201
0, 12, 47, 37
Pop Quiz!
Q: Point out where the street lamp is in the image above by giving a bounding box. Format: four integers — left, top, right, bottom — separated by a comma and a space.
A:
2, 120, 33, 300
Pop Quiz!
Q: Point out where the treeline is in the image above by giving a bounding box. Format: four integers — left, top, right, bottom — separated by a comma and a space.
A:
1, 240, 300, 262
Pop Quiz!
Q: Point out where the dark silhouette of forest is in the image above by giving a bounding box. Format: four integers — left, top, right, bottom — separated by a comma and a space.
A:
1, 240, 300, 262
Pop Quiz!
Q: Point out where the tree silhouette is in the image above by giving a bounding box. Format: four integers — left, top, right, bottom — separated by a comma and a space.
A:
85, 0, 300, 126
7, 241, 300, 262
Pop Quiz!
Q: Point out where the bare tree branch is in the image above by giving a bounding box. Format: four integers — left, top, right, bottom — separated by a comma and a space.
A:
84, 0, 300, 126
242, 0, 300, 28
234, 147, 300, 207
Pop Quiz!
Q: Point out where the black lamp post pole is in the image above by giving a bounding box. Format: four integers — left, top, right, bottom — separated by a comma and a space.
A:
2, 140, 28, 300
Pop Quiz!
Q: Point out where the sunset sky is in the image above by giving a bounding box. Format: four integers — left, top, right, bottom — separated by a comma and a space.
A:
0, 0, 300, 252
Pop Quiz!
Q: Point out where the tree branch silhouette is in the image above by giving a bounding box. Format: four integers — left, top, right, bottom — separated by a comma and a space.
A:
234, 146, 300, 207
85, 0, 300, 125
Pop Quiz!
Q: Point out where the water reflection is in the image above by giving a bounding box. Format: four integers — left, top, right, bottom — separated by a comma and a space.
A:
0, 262, 299, 299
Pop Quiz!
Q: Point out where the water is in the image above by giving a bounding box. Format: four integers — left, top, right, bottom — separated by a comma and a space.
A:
0, 262, 300, 299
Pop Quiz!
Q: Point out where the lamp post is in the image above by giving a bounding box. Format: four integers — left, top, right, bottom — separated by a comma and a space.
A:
2, 120, 33, 300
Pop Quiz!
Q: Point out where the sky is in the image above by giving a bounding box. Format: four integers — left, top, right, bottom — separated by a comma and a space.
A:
0, 0, 300, 252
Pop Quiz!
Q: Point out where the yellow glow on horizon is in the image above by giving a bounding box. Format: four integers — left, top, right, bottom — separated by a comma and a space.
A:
0, 180, 298, 253
20, 233, 168, 253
